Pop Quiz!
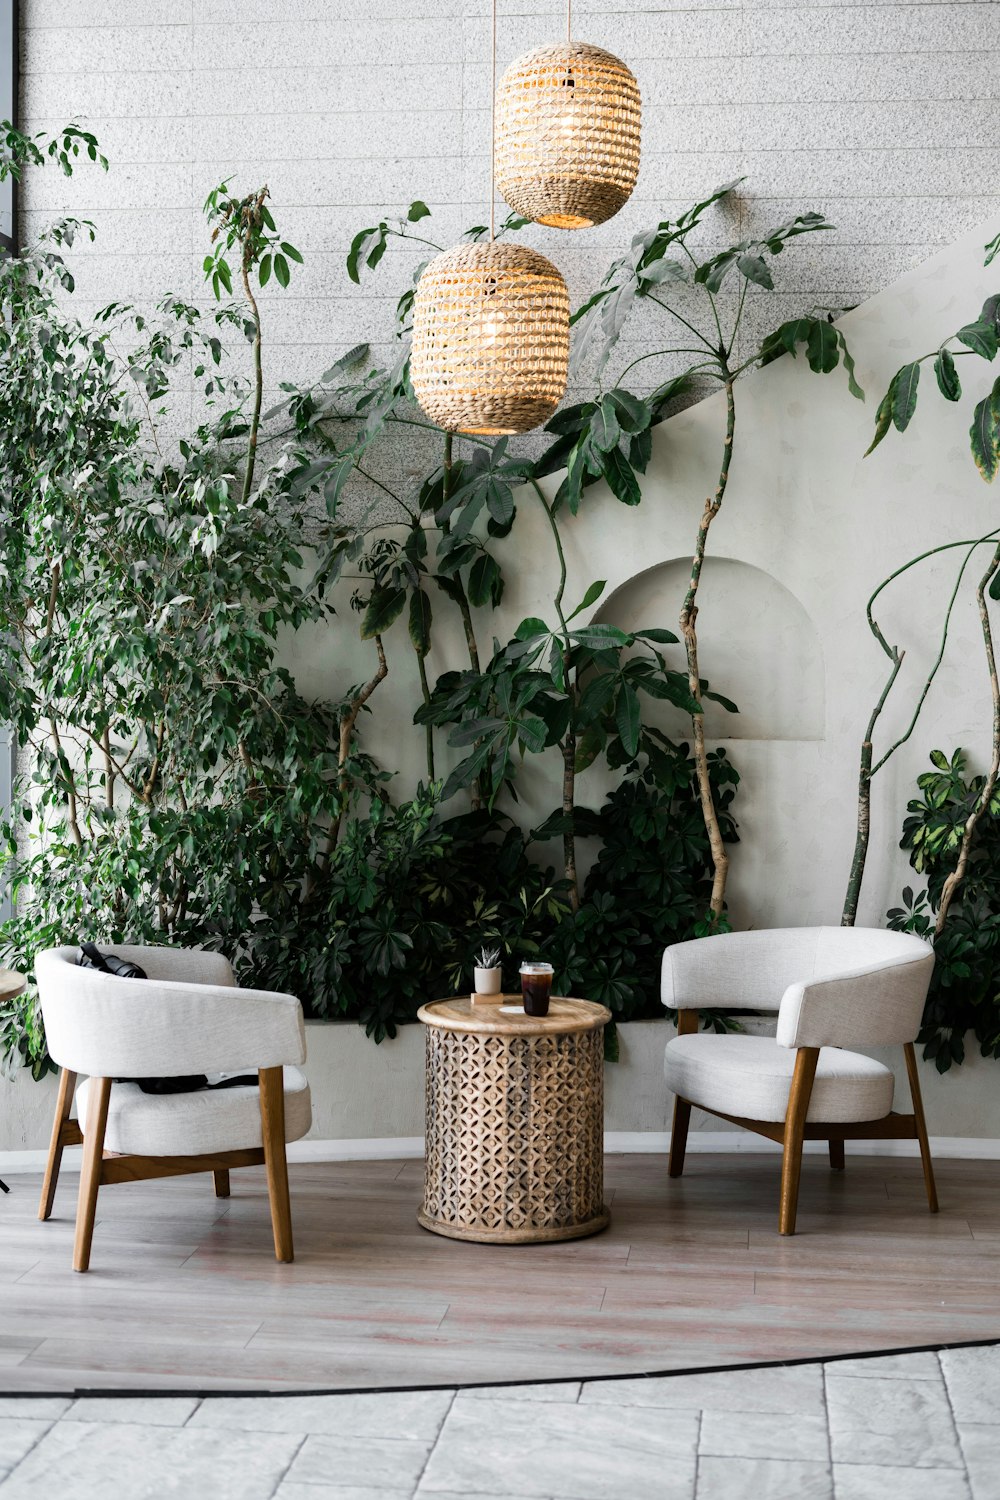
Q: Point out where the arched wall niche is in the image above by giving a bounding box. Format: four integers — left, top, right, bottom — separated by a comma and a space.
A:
593, 556, 825, 742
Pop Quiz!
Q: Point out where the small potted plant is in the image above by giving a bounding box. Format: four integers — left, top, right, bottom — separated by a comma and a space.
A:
473, 945, 502, 997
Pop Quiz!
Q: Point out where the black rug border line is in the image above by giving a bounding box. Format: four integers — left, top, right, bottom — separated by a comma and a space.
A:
3, 1332, 998, 1403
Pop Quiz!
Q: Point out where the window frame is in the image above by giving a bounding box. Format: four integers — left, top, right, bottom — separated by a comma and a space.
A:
0, 0, 19, 256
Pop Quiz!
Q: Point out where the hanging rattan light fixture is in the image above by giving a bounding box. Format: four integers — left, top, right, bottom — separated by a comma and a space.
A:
410, 1, 570, 435
495, 6, 641, 230
411, 242, 569, 435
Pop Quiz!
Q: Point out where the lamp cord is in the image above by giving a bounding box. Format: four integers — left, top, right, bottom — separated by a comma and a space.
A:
490, 0, 497, 241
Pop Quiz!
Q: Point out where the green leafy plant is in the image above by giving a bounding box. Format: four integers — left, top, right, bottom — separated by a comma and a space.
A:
541, 178, 863, 922
844, 232, 1000, 935
4, 127, 859, 1076
888, 749, 1000, 1071
0, 127, 371, 1075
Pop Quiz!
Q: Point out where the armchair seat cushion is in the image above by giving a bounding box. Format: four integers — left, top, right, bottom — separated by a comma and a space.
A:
664, 1034, 894, 1124
76, 1067, 312, 1157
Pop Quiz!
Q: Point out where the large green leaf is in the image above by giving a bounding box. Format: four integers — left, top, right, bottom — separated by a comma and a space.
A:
836, 331, 865, 401
485, 476, 514, 529
806, 320, 839, 374
628, 425, 653, 472
736, 253, 773, 288
360, 585, 406, 639
571, 623, 632, 649
934, 348, 962, 402
323, 453, 355, 514
567, 579, 607, 622
981, 294, 1000, 332
440, 738, 494, 802
347, 223, 387, 284
601, 446, 642, 506
574, 721, 607, 773
590, 397, 621, 453
970, 376, 1000, 482
957, 320, 998, 361
557, 438, 592, 515
865, 378, 897, 456
633, 627, 679, 645
615, 684, 641, 758
408, 589, 432, 655
608, 388, 651, 432
517, 716, 548, 755
467, 552, 502, 608
891, 362, 920, 432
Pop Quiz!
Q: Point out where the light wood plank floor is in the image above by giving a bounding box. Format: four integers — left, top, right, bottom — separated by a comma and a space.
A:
2, 1153, 999, 1393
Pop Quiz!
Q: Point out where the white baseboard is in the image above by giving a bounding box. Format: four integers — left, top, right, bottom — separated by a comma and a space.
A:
2, 1130, 1000, 1176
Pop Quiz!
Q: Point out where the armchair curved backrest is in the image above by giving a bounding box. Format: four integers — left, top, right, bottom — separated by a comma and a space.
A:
36, 945, 306, 1078
661, 926, 934, 1049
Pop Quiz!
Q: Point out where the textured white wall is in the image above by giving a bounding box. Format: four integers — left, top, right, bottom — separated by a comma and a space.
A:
17, 0, 1000, 493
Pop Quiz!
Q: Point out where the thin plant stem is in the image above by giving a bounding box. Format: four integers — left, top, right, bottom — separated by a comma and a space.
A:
728, 276, 749, 361
841, 528, 1000, 925
614, 351, 720, 387
679, 372, 735, 922
327, 635, 389, 855
530, 477, 577, 908
680, 242, 725, 354
416, 634, 435, 781
647, 294, 718, 353
935, 543, 1000, 935
239, 256, 263, 507
438, 429, 482, 809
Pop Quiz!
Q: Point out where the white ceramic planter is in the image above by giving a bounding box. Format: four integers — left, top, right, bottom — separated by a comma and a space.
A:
473, 966, 502, 995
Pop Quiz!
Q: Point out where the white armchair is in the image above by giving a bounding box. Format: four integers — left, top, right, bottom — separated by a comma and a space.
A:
35, 945, 311, 1271
662, 927, 937, 1235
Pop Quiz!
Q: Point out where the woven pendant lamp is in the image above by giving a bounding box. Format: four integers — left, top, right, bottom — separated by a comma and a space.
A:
495, 0, 640, 233
411, 241, 569, 435
409, 0, 570, 435
495, 42, 641, 230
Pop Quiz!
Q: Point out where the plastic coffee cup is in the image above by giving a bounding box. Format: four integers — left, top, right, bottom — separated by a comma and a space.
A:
519, 961, 554, 1017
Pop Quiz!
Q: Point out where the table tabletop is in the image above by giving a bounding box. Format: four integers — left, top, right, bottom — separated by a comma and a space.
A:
418, 995, 611, 1037
0, 969, 26, 1004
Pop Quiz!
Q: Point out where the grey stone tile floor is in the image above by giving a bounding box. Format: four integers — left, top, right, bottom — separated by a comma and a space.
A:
0, 1342, 997, 1498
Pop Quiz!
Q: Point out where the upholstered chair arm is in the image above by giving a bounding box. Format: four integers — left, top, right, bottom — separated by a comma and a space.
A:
99, 944, 235, 987
776, 949, 935, 1050
662, 928, 825, 1013
36, 951, 305, 1078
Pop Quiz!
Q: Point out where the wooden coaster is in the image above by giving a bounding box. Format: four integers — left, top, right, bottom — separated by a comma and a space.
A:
470, 990, 505, 1007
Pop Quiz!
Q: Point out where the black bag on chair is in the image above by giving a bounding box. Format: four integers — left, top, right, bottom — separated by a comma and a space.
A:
77, 943, 256, 1094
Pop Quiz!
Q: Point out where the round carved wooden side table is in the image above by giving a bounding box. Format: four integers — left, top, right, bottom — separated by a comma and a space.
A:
417, 995, 611, 1244
0, 970, 26, 1005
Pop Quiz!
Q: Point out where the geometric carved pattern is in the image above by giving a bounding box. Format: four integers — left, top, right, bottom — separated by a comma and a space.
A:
420, 1018, 609, 1243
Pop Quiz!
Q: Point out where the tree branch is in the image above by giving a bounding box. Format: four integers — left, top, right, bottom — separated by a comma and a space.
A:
679, 373, 735, 922
935, 543, 1000, 934
842, 529, 1000, 925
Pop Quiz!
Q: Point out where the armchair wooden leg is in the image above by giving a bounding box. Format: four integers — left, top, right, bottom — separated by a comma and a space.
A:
779, 1048, 819, 1236
259, 1066, 293, 1263
39, 1067, 77, 1221
904, 1042, 939, 1214
74, 1077, 111, 1273
668, 1097, 692, 1178
668, 1009, 698, 1180
828, 1139, 845, 1171
213, 1169, 231, 1199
